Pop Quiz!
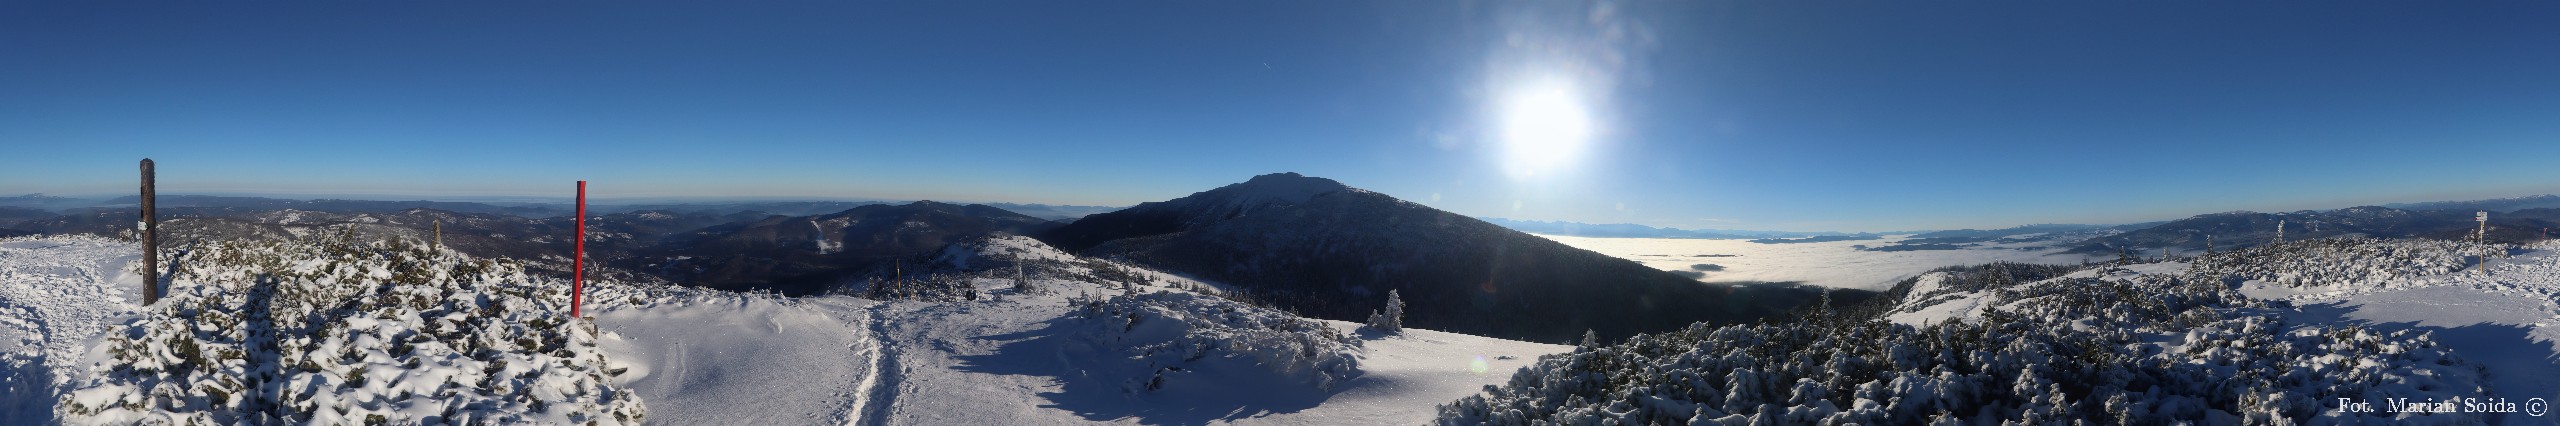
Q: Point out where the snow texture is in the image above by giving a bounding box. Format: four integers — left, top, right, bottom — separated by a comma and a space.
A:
1440, 248, 2513, 425
1067, 290, 1365, 393
586, 233, 1570, 425
0, 236, 144, 423
55, 235, 645, 425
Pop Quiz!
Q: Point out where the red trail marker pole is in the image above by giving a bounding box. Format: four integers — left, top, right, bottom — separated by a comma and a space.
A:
573, 181, 587, 319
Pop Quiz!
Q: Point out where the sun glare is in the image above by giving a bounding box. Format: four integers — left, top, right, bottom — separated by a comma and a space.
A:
1499, 79, 1593, 180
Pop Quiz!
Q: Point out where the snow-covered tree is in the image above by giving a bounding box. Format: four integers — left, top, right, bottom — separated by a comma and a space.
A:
1365, 289, 1404, 333
1011, 261, 1038, 294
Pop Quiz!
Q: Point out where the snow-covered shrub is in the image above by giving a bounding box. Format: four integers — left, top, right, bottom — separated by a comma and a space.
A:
581, 267, 761, 310
59, 236, 646, 425
860, 274, 980, 302
1067, 291, 1363, 392
1436, 262, 2489, 425
842, 235, 1128, 301
2203, 237, 2511, 288
1365, 289, 1404, 334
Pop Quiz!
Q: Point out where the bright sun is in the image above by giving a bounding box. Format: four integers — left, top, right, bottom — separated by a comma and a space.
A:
1498, 79, 1594, 180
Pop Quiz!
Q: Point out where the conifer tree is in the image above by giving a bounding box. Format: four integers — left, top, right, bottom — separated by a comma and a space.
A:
1366, 289, 1404, 333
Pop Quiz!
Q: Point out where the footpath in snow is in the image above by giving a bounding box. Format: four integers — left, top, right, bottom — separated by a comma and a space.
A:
591, 293, 882, 425
0, 236, 142, 422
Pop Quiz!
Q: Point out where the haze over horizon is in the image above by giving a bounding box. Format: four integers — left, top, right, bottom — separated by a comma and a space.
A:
8, 1, 2557, 232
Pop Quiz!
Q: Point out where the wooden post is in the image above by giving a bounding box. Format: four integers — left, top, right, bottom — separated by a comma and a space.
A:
2201, 234, 2214, 271
433, 220, 442, 252
572, 181, 587, 319
140, 159, 159, 306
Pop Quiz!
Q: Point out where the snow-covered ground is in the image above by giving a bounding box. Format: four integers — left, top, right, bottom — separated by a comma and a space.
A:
2245, 242, 2560, 425
0, 236, 143, 422
845, 278, 1565, 425
0, 233, 1569, 424
593, 295, 880, 425
590, 234, 1570, 425
1865, 240, 2560, 425
1540, 234, 2112, 291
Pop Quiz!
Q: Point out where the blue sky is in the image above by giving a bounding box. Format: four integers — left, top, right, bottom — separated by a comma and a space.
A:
5, 1, 2556, 232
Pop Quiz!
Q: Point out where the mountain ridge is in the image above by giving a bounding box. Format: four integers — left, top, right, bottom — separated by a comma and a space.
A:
1037, 172, 1865, 343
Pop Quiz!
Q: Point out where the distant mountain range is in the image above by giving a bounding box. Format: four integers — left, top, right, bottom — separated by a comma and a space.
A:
2384, 194, 2560, 213
91, 194, 575, 217
1907, 224, 2125, 239
0, 193, 96, 211
977, 203, 1125, 221
2, 198, 1067, 295
635, 201, 1058, 295
2073, 206, 2560, 254
1747, 235, 1881, 244
0, 193, 1119, 223
1475, 196, 2560, 255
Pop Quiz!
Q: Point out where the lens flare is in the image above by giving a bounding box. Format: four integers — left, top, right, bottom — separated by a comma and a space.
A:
1469, 355, 1491, 375
1498, 78, 1593, 180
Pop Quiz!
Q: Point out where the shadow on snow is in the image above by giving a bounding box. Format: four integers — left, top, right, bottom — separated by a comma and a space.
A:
2288, 300, 2560, 425
950, 317, 1376, 425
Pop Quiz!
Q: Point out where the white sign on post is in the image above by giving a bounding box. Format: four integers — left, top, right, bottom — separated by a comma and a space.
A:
2479, 211, 2489, 222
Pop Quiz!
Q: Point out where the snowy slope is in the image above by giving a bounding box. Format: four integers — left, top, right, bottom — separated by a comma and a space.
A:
855, 278, 1566, 425
591, 294, 880, 425
1880, 272, 1987, 326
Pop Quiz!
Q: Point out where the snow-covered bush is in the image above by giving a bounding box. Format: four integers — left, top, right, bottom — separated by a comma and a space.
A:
1365, 289, 1404, 334
581, 267, 763, 310
59, 235, 646, 425
1067, 291, 1363, 392
860, 274, 980, 302
2203, 237, 2511, 288
1436, 261, 2489, 425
